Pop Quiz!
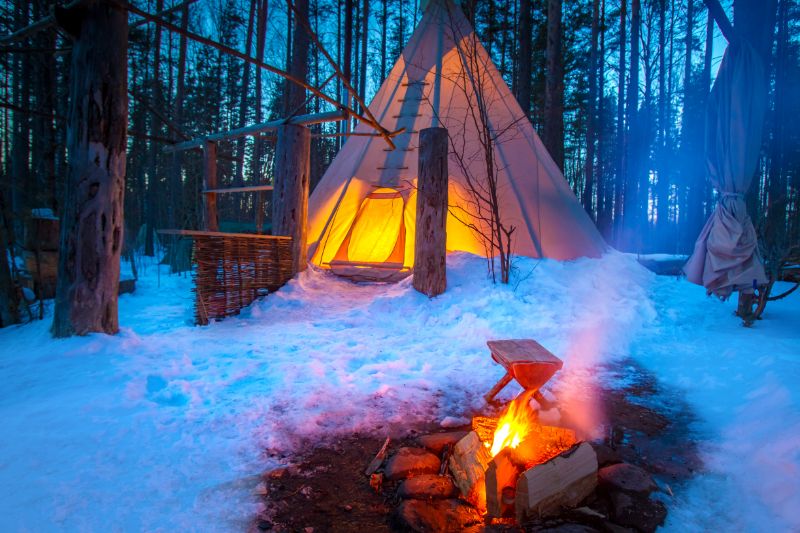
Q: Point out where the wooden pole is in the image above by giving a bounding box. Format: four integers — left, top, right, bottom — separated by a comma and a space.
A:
413, 127, 448, 297
52, 0, 128, 337
272, 124, 311, 274
202, 141, 219, 231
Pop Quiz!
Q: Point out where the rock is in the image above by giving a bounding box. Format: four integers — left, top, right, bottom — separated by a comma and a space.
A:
602, 522, 637, 533
398, 474, 457, 499
591, 443, 621, 467
609, 492, 667, 533
440, 416, 470, 428
598, 463, 657, 495
396, 498, 482, 532
540, 525, 600, 533
418, 431, 468, 454
384, 447, 441, 480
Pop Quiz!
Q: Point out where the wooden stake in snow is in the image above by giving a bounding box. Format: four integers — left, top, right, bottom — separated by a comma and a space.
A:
52, 0, 128, 337
413, 127, 448, 297
272, 124, 311, 274
515, 442, 598, 521
365, 437, 391, 476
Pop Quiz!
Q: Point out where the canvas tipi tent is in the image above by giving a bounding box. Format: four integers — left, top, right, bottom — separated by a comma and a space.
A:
307, 0, 605, 280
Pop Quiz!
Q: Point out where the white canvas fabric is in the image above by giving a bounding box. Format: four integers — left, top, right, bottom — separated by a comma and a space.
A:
684, 41, 768, 298
307, 0, 606, 273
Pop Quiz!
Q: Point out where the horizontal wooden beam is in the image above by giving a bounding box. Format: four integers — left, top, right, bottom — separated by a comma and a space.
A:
163, 110, 348, 152
203, 185, 274, 194
123, 3, 398, 146
158, 229, 291, 241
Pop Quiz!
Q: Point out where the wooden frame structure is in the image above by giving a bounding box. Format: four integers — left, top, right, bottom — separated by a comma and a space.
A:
2, 0, 402, 324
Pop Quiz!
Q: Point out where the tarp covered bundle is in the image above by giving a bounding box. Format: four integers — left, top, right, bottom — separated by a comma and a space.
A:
684, 41, 768, 298
307, 0, 605, 280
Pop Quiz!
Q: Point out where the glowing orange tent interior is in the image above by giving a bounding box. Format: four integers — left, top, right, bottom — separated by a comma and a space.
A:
307, 0, 606, 281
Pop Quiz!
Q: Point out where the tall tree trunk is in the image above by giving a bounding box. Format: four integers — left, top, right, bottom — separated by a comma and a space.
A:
289, 0, 309, 114
516, 0, 532, 116
380, 0, 388, 81
284, 5, 293, 114
615, 0, 627, 240
543, 0, 564, 171
144, 0, 163, 257
253, 0, 268, 225
597, 0, 609, 236
681, 0, 700, 251
344, 0, 353, 133
32, 0, 57, 213
168, 3, 188, 231
53, 0, 128, 337
234, 0, 257, 188
701, 8, 713, 218
359, 0, 369, 108
584, 0, 600, 217
622, 0, 641, 250
656, 0, 669, 244
764, 0, 788, 257
0, 191, 19, 327
11, 2, 30, 221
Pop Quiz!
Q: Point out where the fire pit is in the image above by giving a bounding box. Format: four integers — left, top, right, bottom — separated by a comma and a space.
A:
447, 391, 598, 524
255, 353, 676, 532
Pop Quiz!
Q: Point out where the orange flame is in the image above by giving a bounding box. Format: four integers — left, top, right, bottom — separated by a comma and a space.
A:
489, 390, 538, 457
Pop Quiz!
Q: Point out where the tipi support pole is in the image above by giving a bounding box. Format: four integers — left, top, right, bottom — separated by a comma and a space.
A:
202, 140, 219, 231
413, 127, 448, 297
272, 123, 311, 274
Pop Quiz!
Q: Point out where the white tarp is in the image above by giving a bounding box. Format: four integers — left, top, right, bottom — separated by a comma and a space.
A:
684, 41, 768, 298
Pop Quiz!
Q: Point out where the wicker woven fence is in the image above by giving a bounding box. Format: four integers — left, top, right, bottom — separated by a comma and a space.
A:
191, 232, 294, 325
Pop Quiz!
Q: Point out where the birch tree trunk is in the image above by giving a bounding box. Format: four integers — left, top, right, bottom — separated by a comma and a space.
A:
52, 0, 128, 337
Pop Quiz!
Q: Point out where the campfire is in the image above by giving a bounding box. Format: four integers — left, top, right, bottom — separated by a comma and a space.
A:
447, 390, 598, 524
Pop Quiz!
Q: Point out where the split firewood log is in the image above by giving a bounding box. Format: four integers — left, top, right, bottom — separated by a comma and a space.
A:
448, 431, 492, 510
515, 441, 598, 522
486, 448, 522, 518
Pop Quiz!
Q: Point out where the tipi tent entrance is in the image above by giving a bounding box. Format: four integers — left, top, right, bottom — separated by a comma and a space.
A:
307, 0, 607, 281
328, 187, 413, 281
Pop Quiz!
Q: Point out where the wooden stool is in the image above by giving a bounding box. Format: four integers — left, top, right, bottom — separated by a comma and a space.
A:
484, 339, 563, 406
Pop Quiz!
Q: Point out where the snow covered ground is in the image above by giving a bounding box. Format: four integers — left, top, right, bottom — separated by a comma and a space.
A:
0, 251, 797, 531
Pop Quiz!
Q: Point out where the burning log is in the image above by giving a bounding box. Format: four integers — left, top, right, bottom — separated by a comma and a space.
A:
447, 431, 492, 510
515, 442, 598, 522
471, 415, 498, 443
485, 423, 578, 518
486, 448, 521, 518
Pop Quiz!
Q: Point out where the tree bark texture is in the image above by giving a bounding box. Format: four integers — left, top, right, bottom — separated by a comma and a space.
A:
53, 0, 128, 337
543, 0, 564, 171
583, 0, 599, 216
516, 0, 532, 116
272, 124, 310, 274
413, 127, 448, 297
288, 0, 310, 115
